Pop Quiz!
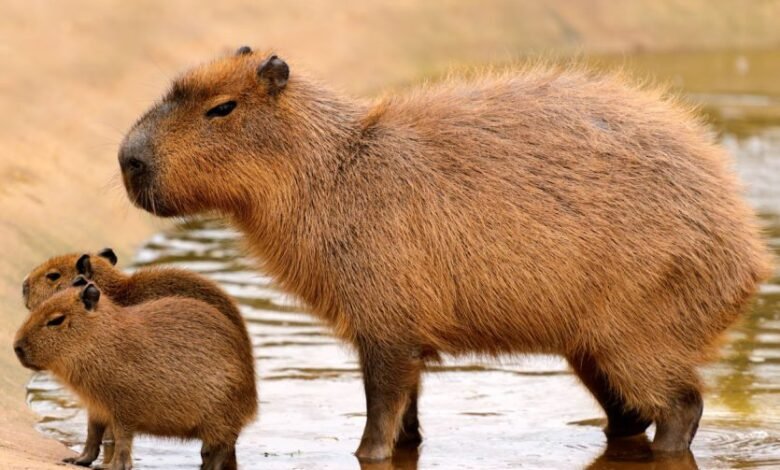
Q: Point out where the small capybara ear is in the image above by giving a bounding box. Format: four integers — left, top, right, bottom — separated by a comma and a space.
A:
81, 283, 100, 311
257, 55, 289, 95
75, 254, 92, 277
71, 275, 88, 287
236, 45, 252, 56
98, 248, 118, 266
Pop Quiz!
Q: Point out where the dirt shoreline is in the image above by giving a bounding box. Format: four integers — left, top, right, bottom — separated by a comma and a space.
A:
2, 1, 779, 467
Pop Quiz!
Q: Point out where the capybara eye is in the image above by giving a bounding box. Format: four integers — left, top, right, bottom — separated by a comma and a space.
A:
205, 101, 237, 118
46, 314, 66, 327
46, 272, 61, 282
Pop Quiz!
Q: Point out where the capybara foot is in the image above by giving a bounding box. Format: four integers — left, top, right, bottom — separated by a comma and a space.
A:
63, 454, 97, 467
356, 441, 394, 462
605, 408, 653, 439
652, 389, 703, 454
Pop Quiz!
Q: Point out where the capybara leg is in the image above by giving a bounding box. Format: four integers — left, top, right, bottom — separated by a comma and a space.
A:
568, 353, 651, 438
355, 343, 423, 461
63, 417, 105, 466
652, 387, 703, 454
395, 388, 422, 449
200, 442, 237, 470
102, 425, 115, 466
109, 424, 133, 470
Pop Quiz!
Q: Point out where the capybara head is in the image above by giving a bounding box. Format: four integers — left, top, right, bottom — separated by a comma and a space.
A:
23, 248, 118, 310
118, 46, 302, 217
14, 280, 103, 372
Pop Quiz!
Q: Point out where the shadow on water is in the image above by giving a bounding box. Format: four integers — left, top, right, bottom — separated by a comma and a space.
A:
25, 50, 780, 468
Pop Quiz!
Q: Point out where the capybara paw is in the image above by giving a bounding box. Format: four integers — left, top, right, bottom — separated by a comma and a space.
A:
355, 442, 393, 462
109, 459, 132, 470
63, 454, 97, 467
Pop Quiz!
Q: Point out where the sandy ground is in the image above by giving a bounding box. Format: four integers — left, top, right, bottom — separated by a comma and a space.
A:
1, 1, 779, 468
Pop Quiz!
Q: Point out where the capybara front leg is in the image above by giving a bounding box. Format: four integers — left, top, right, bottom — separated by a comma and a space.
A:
109, 424, 133, 470
568, 353, 651, 438
201, 442, 237, 470
355, 343, 422, 461
102, 425, 116, 466
63, 417, 105, 466
652, 387, 703, 454
395, 388, 422, 449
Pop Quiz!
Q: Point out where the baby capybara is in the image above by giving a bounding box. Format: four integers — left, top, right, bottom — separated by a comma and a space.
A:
23, 248, 255, 467
117, 47, 772, 460
14, 281, 256, 470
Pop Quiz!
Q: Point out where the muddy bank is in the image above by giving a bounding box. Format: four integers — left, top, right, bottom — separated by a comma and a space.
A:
2, 1, 780, 468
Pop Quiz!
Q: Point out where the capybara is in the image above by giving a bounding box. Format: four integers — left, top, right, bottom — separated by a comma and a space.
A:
14, 281, 257, 470
117, 47, 772, 460
22, 248, 255, 467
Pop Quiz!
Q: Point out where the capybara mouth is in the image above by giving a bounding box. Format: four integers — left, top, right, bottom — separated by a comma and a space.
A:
124, 182, 179, 218
14, 347, 41, 371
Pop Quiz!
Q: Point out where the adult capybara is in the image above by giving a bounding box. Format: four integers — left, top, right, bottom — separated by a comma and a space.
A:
22, 248, 255, 466
14, 281, 257, 470
117, 47, 772, 460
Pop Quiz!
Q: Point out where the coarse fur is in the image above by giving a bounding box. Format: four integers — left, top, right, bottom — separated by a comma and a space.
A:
14, 284, 257, 470
22, 250, 255, 467
118, 48, 773, 460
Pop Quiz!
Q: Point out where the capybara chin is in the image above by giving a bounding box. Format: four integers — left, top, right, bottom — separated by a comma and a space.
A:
14, 282, 257, 470
118, 47, 772, 460
22, 248, 255, 467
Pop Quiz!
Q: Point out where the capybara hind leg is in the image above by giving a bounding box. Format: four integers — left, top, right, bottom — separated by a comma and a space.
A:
63, 417, 106, 466
109, 424, 133, 470
200, 442, 236, 470
356, 342, 423, 461
652, 388, 703, 454
567, 353, 651, 438
395, 386, 423, 449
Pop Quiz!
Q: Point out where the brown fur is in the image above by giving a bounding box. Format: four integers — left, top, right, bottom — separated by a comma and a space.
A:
22, 251, 255, 467
14, 284, 257, 470
118, 49, 773, 460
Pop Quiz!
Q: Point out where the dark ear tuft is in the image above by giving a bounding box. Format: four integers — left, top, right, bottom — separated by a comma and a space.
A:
81, 284, 100, 311
236, 46, 252, 55
75, 254, 93, 277
98, 248, 118, 266
257, 55, 289, 95
71, 275, 88, 287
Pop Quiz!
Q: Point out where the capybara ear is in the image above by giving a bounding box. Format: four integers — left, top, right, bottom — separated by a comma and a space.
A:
71, 275, 88, 287
98, 248, 118, 266
81, 283, 100, 311
236, 45, 252, 56
257, 55, 289, 95
75, 254, 93, 277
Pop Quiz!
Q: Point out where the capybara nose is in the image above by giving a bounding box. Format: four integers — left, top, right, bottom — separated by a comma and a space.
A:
118, 130, 153, 177
13, 342, 26, 362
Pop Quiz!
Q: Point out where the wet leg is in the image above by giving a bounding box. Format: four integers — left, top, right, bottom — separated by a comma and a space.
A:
63, 417, 105, 466
395, 384, 422, 449
355, 342, 423, 461
102, 425, 115, 466
110, 424, 133, 470
652, 387, 703, 454
568, 352, 652, 438
201, 441, 237, 470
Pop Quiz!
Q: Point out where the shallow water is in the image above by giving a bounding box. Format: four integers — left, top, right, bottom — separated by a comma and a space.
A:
27, 52, 780, 469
